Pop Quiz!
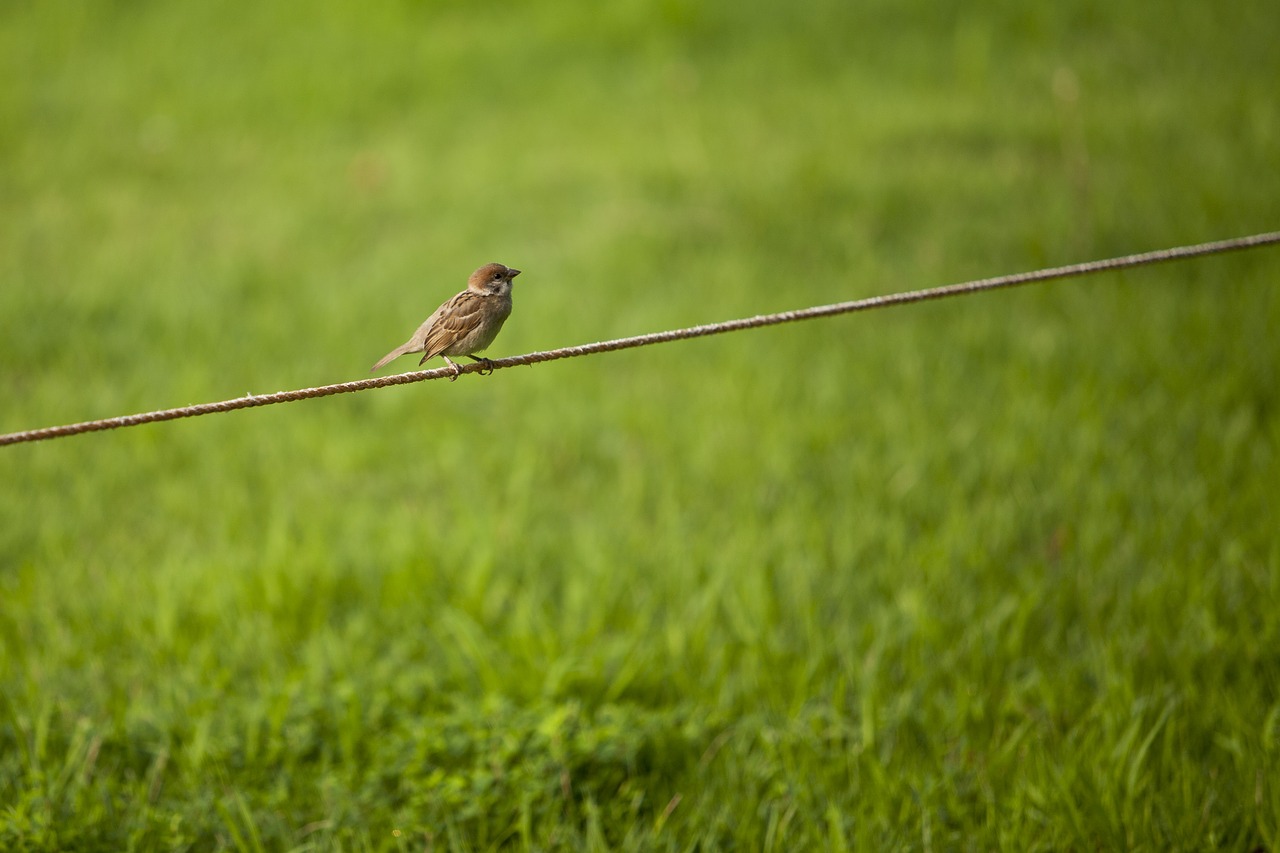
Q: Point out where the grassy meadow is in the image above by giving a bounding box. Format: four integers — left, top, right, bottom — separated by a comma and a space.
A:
2, 0, 1279, 849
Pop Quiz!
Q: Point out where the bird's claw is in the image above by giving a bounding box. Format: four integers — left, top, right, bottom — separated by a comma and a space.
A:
465, 356, 495, 376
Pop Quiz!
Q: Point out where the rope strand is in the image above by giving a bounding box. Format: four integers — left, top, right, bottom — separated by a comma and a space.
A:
3, 231, 1278, 447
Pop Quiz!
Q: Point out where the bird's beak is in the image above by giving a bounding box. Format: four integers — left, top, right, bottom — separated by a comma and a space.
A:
509, 268, 521, 278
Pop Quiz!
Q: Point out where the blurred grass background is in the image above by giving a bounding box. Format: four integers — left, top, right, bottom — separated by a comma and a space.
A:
2, 0, 1278, 849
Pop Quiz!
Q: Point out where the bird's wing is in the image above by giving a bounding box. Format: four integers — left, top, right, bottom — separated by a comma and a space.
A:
421, 291, 487, 358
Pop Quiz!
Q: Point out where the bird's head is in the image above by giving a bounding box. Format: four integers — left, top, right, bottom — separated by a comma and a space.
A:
469, 263, 520, 296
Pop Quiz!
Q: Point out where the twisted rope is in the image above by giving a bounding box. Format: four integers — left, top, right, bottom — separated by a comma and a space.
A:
3, 231, 1278, 447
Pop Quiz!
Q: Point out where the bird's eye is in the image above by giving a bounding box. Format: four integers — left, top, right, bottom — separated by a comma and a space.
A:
492, 272, 504, 281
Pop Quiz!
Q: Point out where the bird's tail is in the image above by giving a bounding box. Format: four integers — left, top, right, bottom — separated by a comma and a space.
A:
370, 342, 416, 372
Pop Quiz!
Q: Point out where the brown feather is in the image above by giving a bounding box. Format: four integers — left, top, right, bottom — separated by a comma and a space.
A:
422, 291, 488, 360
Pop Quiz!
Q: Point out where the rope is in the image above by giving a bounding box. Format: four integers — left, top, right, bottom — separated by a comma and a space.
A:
3, 231, 1278, 447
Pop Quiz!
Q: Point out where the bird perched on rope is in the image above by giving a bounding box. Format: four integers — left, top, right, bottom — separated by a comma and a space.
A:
370, 263, 520, 379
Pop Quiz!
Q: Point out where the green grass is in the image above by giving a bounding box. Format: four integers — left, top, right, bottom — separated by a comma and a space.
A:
2, 0, 1279, 849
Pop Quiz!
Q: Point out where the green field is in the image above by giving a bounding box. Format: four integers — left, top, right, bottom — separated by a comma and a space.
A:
2, 1, 1279, 849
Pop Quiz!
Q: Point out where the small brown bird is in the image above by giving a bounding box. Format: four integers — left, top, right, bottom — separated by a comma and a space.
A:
370, 263, 520, 379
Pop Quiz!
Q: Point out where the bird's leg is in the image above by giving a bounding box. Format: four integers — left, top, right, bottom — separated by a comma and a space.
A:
442, 356, 463, 381
467, 355, 495, 376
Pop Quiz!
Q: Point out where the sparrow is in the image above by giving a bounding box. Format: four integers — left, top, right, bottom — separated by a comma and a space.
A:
370, 263, 520, 379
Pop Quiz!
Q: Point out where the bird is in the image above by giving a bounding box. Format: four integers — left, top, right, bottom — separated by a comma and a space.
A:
370, 263, 520, 379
